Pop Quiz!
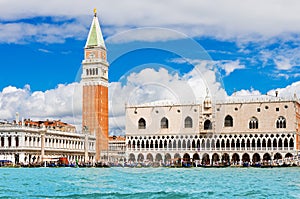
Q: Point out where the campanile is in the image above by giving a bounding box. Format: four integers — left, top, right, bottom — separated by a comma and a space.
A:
81, 9, 109, 161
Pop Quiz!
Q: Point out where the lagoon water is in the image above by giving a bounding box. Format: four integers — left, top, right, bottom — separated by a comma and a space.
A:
0, 167, 300, 198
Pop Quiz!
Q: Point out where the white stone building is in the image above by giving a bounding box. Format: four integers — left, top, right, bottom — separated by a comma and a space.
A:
0, 121, 96, 165
125, 95, 300, 165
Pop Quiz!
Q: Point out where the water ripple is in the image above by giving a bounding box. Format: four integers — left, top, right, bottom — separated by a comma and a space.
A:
0, 167, 300, 198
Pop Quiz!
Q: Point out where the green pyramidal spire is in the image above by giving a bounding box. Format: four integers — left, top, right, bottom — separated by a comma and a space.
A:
85, 9, 106, 48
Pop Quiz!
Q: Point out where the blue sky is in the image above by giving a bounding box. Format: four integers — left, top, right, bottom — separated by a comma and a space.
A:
1, 0, 300, 134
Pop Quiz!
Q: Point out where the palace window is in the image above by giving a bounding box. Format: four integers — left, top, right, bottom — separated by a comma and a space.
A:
204, 120, 212, 130
8, 136, 11, 147
276, 116, 286, 128
224, 115, 233, 127
138, 118, 146, 129
161, 117, 169, 129
15, 136, 19, 147
184, 116, 193, 128
249, 117, 258, 129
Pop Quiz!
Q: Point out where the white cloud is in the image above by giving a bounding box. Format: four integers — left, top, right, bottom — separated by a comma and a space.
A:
106, 28, 186, 44
229, 81, 300, 101
233, 89, 261, 96
257, 41, 300, 72
0, 22, 87, 44
268, 81, 300, 98
0, 83, 82, 130
170, 58, 245, 76
218, 60, 245, 76
38, 48, 52, 53
1, 0, 300, 43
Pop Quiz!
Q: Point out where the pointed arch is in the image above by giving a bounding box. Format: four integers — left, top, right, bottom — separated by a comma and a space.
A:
155, 140, 158, 149
146, 153, 153, 162
182, 140, 186, 149
159, 140, 163, 148
278, 138, 283, 148
276, 116, 286, 128
221, 139, 225, 149
178, 140, 181, 149
284, 138, 288, 148
197, 139, 200, 149
187, 140, 191, 149
129, 153, 135, 162
137, 153, 144, 161
168, 140, 172, 149
289, 138, 294, 149
262, 138, 266, 148
155, 153, 163, 162
246, 139, 250, 149
138, 118, 146, 129
257, 139, 261, 150
201, 139, 205, 149
224, 115, 233, 127
173, 140, 176, 149
249, 117, 258, 129
251, 138, 255, 149
211, 139, 215, 149
231, 139, 235, 149
192, 140, 196, 149
165, 153, 171, 163
216, 139, 220, 149
236, 139, 240, 150
184, 116, 193, 128
267, 138, 271, 149
206, 139, 211, 149
161, 117, 169, 129
273, 138, 277, 149
204, 120, 212, 130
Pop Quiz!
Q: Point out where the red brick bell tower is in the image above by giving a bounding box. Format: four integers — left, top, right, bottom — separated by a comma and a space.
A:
81, 9, 109, 161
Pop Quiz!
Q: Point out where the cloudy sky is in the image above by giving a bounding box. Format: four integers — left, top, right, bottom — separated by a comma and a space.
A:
1, 0, 300, 134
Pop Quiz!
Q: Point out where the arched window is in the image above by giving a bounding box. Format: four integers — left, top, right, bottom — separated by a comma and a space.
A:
15, 136, 19, 147
161, 117, 169, 129
184, 116, 193, 128
138, 118, 146, 129
86, 69, 89, 75
249, 117, 258, 129
224, 115, 233, 127
204, 120, 212, 130
1, 137, 4, 147
276, 116, 286, 128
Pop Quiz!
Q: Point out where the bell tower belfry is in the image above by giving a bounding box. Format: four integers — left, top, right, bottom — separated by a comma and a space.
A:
81, 9, 109, 161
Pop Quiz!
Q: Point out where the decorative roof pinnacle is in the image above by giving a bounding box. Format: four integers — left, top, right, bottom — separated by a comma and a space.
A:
94, 8, 97, 17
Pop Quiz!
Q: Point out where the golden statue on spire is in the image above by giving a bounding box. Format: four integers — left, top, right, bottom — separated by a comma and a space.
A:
94, 8, 97, 17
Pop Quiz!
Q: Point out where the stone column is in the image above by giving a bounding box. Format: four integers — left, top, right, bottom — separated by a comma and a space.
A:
11, 136, 15, 148
4, 135, 8, 148
84, 133, 89, 163
40, 130, 46, 162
